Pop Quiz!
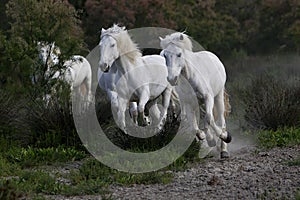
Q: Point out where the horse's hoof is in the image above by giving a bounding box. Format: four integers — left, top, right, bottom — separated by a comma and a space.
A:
220, 151, 230, 159
207, 138, 217, 147
199, 140, 213, 158
196, 130, 205, 141
223, 132, 232, 143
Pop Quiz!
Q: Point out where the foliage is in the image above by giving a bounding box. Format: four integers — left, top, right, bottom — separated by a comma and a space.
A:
0, 180, 23, 200
1, 0, 86, 91
83, 0, 177, 47
287, 157, 300, 166
258, 127, 300, 149
22, 88, 81, 148
80, 0, 300, 55
69, 158, 174, 186
5, 146, 86, 168
0, 90, 20, 137
242, 74, 300, 130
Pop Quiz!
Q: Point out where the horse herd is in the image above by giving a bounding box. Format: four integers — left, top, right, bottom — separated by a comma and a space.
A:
37, 24, 232, 159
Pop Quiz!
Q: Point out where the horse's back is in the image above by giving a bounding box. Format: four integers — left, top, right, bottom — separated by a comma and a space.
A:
193, 51, 226, 80
142, 55, 168, 82
67, 55, 92, 87
189, 51, 226, 95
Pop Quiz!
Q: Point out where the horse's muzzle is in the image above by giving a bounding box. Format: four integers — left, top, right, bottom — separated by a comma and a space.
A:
100, 63, 109, 73
167, 76, 178, 86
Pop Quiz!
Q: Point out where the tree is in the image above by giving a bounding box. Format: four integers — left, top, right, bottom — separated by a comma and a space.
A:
83, 0, 177, 48
1, 0, 86, 90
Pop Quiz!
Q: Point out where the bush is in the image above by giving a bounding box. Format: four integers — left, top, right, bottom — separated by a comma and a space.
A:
242, 74, 300, 130
22, 84, 82, 148
0, 90, 20, 137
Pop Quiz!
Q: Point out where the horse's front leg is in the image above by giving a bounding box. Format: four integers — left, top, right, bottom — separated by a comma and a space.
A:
117, 97, 128, 133
137, 90, 150, 126
157, 87, 172, 131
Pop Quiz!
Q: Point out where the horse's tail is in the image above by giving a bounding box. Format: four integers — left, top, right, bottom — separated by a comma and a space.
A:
224, 90, 231, 118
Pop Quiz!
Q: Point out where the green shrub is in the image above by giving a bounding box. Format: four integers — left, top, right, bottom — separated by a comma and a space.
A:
258, 127, 300, 149
0, 90, 20, 139
23, 84, 83, 148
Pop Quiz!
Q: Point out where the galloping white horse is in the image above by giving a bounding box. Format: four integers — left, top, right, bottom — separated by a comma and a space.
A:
160, 32, 232, 158
97, 64, 140, 124
37, 41, 92, 106
99, 24, 173, 133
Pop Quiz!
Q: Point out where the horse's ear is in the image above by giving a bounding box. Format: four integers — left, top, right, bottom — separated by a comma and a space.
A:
54, 47, 61, 56
122, 26, 126, 31
159, 36, 163, 41
179, 34, 184, 40
159, 50, 164, 56
101, 28, 106, 33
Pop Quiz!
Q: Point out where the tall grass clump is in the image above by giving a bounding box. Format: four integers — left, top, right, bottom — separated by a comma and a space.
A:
242, 74, 300, 130
0, 90, 20, 138
22, 83, 82, 148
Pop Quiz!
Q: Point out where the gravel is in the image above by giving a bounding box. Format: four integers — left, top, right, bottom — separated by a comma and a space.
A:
51, 144, 299, 200
109, 145, 300, 200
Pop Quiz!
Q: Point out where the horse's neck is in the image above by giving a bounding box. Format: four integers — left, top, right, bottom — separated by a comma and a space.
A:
181, 51, 205, 92
116, 55, 140, 76
182, 51, 194, 80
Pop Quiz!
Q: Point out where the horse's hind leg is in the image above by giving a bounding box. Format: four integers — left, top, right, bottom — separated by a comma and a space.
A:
84, 72, 93, 104
203, 94, 218, 147
129, 102, 138, 125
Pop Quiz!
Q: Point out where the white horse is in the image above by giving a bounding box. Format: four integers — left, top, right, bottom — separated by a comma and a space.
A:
160, 32, 232, 158
37, 41, 92, 107
97, 65, 140, 124
99, 24, 173, 133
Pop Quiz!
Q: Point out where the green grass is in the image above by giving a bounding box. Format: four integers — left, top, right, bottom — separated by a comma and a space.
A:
0, 136, 202, 198
4, 146, 86, 168
287, 157, 300, 166
69, 158, 174, 187
296, 190, 300, 200
258, 127, 300, 149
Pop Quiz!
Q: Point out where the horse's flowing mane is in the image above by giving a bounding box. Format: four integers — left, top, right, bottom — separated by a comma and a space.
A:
101, 24, 142, 63
160, 32, 193, 51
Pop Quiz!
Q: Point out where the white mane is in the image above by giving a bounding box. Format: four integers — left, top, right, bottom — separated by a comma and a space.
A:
160, 32, 193, 51
101, 24, 142, 63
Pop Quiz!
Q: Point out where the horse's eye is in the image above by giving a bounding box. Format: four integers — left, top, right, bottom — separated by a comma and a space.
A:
111, 44, 115, 47
177, 53, 182, 58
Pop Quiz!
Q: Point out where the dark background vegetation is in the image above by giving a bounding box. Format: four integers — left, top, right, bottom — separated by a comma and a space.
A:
0, 0, 299, 162
0, 0, 300, 198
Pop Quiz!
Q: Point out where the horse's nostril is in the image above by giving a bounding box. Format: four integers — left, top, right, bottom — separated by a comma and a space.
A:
100, 63, 109, 72
174, 76, 178, 83
167, 76, 178, 86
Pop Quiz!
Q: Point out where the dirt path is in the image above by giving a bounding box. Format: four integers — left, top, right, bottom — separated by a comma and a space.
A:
53, 132, 299, 200
109, 145, 299, 200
